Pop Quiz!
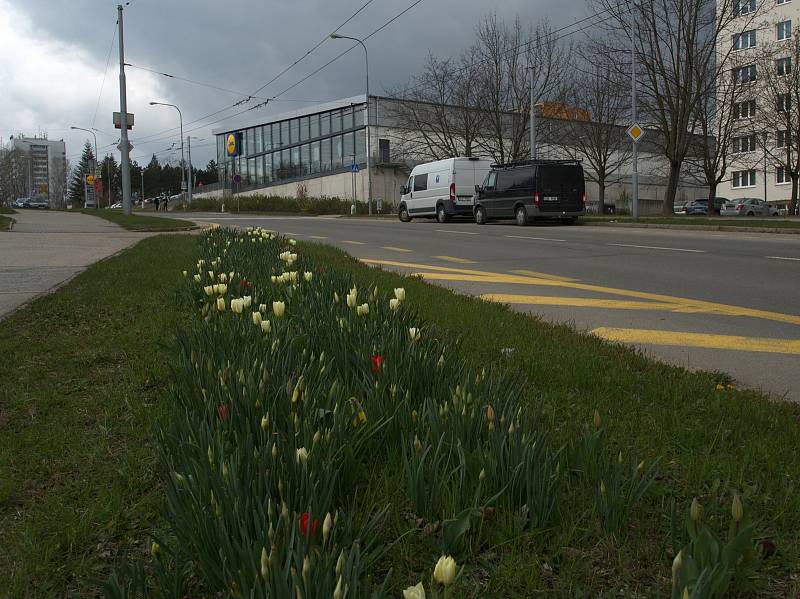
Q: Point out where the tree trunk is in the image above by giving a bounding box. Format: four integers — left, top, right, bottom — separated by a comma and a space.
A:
707, 183, 717, 217
662, 161, 682, 215
791, 176, 799, 216
598, 179, 606, 214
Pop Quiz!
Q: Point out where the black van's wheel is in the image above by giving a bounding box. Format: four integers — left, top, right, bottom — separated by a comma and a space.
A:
475, 206, 487, 225
398, 204, 411, 222
436, 203, 449, 223
515, 206, 528, 226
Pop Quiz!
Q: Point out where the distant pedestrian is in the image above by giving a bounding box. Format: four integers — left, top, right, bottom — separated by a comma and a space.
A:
163, 196, 169, 212
154, 196, 160, 211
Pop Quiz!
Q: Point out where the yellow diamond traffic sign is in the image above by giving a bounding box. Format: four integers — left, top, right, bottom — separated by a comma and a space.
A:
626, 123, 645, 142
86, 175, 95, 186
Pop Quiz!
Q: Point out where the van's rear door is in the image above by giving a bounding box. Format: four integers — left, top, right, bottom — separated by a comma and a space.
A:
537, 164, 585, 213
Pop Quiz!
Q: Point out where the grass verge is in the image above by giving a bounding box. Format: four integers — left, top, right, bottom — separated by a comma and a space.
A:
0, 215, 13, 231
0, 207, 16, 215
81, 209, 195, 232
0, 235, 195, 597
583, 215, 800, 229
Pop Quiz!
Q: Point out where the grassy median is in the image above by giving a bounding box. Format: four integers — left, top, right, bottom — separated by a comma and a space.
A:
0, 235, 195, 597
1, 232, 798, 597
0, 215, 13, 231
583, 215, 800, 229
81, 209, 195, 232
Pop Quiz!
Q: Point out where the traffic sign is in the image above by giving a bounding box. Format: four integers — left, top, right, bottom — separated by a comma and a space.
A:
113, 112, 135, 130
233, 173, 242, 184
626, 123, 645, 142
86, 175, 95, 186
351, 163, 360, 173
226, 133, 241, 157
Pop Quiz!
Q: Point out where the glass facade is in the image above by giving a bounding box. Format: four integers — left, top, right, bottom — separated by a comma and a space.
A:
217, 101, 368, 187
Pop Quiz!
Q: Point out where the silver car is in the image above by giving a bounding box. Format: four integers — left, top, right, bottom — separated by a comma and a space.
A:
720, 198, 778, 217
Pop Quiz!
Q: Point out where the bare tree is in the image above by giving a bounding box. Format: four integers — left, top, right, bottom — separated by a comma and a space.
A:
590, 0, 756, 214
754, 34, 800, 215
560, 46, 631, 212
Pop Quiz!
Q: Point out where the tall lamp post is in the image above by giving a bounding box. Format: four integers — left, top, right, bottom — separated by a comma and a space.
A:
150, 101, 186, 205
761, 131, 768, 205
70, 125, 98, 207
330, 33, 373, 215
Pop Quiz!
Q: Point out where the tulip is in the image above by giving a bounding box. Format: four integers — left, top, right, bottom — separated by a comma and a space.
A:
732, 493, 743, 523
273, 301, 285, 318
394, 287, 406, 301
260, 546, 269, 579
151, 542, 161, 559
413, 434, 423, 454
672, 550, 683, 586
333, 291, 340, 304
289, 238, 297, 246
261, 415, 269, 430
335, 550, 345, 576
347, 291, 358, 308
593, 409, 601, 429
208, 270, 214, 279
322, 512, 333, 543
204, 285, 214, 296
243, 295, 252, 308
252, 311, 262, 326
389, 298, 400, 311
403, 582, 426, 599
217, 283, 227, 295
231, 298, 243, 314
259, 303, 267, 312
261, 319, 272, 334
313, 430, 321, 445
219, 272, 227, 283
182, 270, 188, 277
691, 497, 701, 523
271, 443, 278, 460
433, 555, 457, 586
333, 576, 344, 599
304, 271, 313, 282
409, 327, 421, 342
193, 274, 201, 283
271, 275, 277, 283
216, 297, 226, 312
296, 447, 308, 464
357, 303, 370, 316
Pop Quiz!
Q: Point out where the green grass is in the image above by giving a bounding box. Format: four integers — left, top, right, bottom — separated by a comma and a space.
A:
0, 207, 16, 215
81, 209, 195, 231
304, 243, 800, 597
0, 215, 13, 231
583, 215, 800, 229
0, 235, 195, 597
2, 233, 799, 596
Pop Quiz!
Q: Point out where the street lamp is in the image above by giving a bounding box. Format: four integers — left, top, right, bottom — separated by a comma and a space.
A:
150, 101, 186, 206
70, 125, 99, 208
330, 32, 373, 215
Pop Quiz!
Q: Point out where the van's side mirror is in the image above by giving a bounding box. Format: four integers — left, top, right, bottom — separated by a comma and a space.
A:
400, 186, 407, 195
474, 184, 481, 193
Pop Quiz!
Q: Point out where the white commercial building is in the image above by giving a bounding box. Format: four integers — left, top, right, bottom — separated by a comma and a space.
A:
2, 135, 67, 207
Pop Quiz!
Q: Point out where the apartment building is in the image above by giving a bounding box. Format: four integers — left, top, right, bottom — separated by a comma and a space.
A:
2, 135, 67, 206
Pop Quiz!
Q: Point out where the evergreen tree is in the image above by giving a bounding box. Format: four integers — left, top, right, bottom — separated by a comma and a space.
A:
68, 141, 94, 206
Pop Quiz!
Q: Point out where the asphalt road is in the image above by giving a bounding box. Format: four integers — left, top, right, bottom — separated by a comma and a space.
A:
172, 212, 800, 401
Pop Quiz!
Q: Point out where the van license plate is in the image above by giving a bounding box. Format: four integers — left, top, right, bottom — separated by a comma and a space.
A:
543, 196, 558, 202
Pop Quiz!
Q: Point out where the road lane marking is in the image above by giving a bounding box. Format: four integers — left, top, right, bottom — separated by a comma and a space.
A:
308, 235, 328, 240
482, 294, 679, 311
591, 327, 800, 355
381, 246, 413, 253
361, 258, 800, 326
510, 269, 576, 282
436, 229, 480, 235
608, 243, 705, 253
767, 256, 800, 261
433, 255, 478, 264
342, 240, 365, 245
505, 235, 567, 242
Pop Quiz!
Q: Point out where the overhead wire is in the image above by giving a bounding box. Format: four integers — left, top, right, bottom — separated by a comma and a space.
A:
91, 21, 118, 129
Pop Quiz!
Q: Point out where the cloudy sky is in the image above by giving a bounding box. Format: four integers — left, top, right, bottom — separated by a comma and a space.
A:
0, 0, 584, 168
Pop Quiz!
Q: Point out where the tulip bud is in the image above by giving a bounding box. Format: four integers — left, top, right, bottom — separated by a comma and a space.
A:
333, 576, 344, 599
682, 588, 689, 599
479, 468, 487, 481
334, 291, 340, 303
414, 434, 423, 454
252, 311, 262, 326
618, 451, 623, 464
272, 443, 278, 460
403, 582, 426, 599
600, 480, 606, 495
593, 409, 601, 429
336, 550, 345, 576
151, 542, 161, 559
261, 415, 269, 430
732, 493, 743, 523
260, 546, 269, 579
182, 270, 188, 277
690, 497, 701, 522
261, 319, 272, 334
433, 555, 457, 586
296, 447, 308, 464
302, 555, 311, 588
672, 550, 682, 585
323, 512, 333, 543
313, 430, 321, 445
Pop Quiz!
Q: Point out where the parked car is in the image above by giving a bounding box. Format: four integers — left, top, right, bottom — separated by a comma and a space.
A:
109, 202, 123, 209
472, 159, 586, 225
12, 197, 30, 208
28, 197, 49, 209
720, 198, 778, 217
684, 197, 726, 215
398, 157, 492, 223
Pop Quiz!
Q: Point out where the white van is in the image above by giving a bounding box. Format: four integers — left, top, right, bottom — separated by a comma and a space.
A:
398, 157, 492, 223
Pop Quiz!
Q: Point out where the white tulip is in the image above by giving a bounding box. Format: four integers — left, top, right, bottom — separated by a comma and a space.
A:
203, 285, 214, 296
433, 555, 457, 586
261, 320, 272, 334
242, 295, 252, 309
216, 297, 226, 312
304, 271, 313, 282
402, 582, 426, 599
357, 303, 370, 316
193, 274, 202, 283
252, 311, 262, 326
288, 239, 297, 246
389, 298, 400, 311
272, 301, 285, 318
409, 327, 421, 342
296, 447, 308, 464
231, 298, 243, 314
394, 287, 406, 301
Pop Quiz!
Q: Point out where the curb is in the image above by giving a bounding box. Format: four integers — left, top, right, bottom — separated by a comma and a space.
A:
584, 222, 800, 234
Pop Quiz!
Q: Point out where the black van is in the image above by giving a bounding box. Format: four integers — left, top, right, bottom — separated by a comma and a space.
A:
473, 160, 586, 225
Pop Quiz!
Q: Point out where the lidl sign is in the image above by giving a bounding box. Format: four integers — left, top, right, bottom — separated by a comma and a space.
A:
226, 132, 241, 157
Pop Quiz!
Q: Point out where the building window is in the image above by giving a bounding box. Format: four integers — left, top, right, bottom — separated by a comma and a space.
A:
778, 93, 790, 111
777, 166, 790, 183
320, 112, 331, 136
733, 30, 757, 49
301, 144, 310, 175
732, 134, 757, 153
333, 135, 343, 169
321, 137, 331, 172
777, 129, 788, 147
735, 0, 756, 14
732, 169, 757, 187
734, 99, 756, 119
331, 110, 342, 134
264, 154, 272, 184
733, 64, 757, 83
310, 141, 321, 174
310, 114, 320, 139
245, 128, 255, 156
778, 0, 791, 4
342, 106, 354, 130
280, 121, 289, 148
777, 20, 792, 41
355, 130, 366, 164
264, 125, 272, 151
300, 117, 310, 142
777, 57, 791, 75
254, 126, 263, 154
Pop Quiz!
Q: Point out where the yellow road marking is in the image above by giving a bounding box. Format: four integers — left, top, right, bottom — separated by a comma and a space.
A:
381, 246, 413, 253
433, 255, 478, 264
308, 235, 328, 240
509, 269, 576, 282
361, 258, 800, 326
482, 294, 679, 311
591, 327, 800, 355
342, 240, 365, 245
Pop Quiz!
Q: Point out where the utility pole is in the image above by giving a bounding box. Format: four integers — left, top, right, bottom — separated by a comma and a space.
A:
529, 62, 536, 162
187, 135, 193, 204
141, 169, 145, 205
117, 4, 132, 215
630, 2, 639, 220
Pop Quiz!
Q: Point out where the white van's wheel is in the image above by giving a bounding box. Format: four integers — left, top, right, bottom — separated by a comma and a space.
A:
515, 206, 528, 226
398, 204, 411, 222
475, 206, 487, 225
436, 204, 449, 223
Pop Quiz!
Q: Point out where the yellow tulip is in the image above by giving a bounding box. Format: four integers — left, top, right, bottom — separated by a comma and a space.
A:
252, 311, 262, 326
273, 301, 285, 318
402, 582, 426, 599
216, 297, 226, 312
394, 287, 406, 301
433, 555, 457, 586
389, 298, 400, 311
261, 320, 272, 334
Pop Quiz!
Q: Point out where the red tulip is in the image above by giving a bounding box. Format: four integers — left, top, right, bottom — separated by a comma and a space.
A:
299, 512, 319, 538
217, 404, 229, 420
371, 354, 385, 374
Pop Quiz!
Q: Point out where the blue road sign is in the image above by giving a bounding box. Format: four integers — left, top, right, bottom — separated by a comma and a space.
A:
351, 163, 360, 173
233, 173, 242, 184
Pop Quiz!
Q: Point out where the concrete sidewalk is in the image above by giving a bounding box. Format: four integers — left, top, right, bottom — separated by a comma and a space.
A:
0, 210, 151, 318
